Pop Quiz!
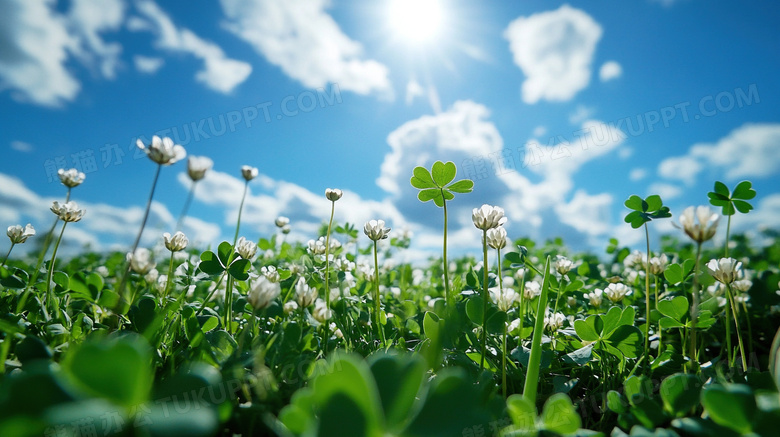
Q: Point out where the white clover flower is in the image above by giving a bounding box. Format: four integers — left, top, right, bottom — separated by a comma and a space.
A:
307, 237, 328, 255
58, 168, 85, 188
472, 204, 507, 230
7, 224, 35, 244
584, 289, 603, 307
288, 263, 306, 276
127, 248, 154, 274
154, 274, 168, 294
341, 271, 357, 289
136, 136, 186, 165
282, 225, 291, 234
248, 276, 281, 310
334, 257, 355, 272
312, 299, 332, 323
95, 266, 109, 277
544, 312, 566, 332
524, 281, 542, 300
50, 201, 86, 222
144, 268, 159, 284
514, 268, 526, 282
555, 256, 574, 275
604, 283, 632, 303
163, 231, 188, 252
502, 276, 515, 288
508, 318, 521, 334
706, 258, 742, 284
490, 287, 519, 312
329, 322, 343, 339
187, 156, 213, 181
567, 296, 577, 308
294, 278, 318, 308
732, 279, 752, 293
486, 226, 507, 250
623, 250, 645, 270
679, 206, 719, 243
283, 300, 298, 315
260, 265, 280, 283
648, 254, 669, 275
325, 188, 343, 201
241, 165, 258, 181
235, 237, 257, 260
274, 216, 290, 228
364, 219, 391, 241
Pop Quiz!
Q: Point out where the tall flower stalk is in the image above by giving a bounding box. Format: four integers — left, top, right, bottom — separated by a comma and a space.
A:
473, 204, 506, 372
708, 258, 747, 369
323, 188, 342, 345
177, 156, 212, 231
487, 226, 508, 396
46, 201, 85, 317
365, 219, 391, 346
678, 205, 719, 366
117, 136, 185, 307
162, 231, 188, 299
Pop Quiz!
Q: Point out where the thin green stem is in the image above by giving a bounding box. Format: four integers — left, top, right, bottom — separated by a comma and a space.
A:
373, 240, 385, 346
518, 279, 526, 343
688, 242, 702, 370
442, 197, 451, 307
1, 244, 14, 268
725, 284, 733, 367
176, 181, 197, 232
324, 200, 335, 347
224, 180, 249, 335
233, 181, 249, 247
726, 284, 747, 369
479, 230, 489, 372
741, 299, 753, 359
496, 247, 506, 398
29, 189, 70, 289
164, 252, 175, 299
644, 223, 651, 360
724, 215, 732, 258
46, 221, 68, 319
117, 164, 162, 307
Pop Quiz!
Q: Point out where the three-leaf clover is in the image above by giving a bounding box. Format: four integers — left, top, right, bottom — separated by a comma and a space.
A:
708, 180, 756, 216
410, 161, 473, 207
623, 194, 672, 229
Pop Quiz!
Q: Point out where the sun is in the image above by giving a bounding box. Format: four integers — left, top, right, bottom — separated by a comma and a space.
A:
387, 0, 445, 44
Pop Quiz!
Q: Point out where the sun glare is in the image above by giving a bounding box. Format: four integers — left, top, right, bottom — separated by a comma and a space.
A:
387, 0, 444, 44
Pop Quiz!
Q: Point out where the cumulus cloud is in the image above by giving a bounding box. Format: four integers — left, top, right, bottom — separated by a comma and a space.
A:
10, 141, 34, 153
504, 5, 602, 104
658, 123, 780, 185
648, 182, 682, 200
629, 168, 647, 182
599, 60, 622, 82
0, 0, 80, 106
133, 55, 164, 74
131, 0, 252, 93
555, 190, 613, 237
219, 0, 392, 98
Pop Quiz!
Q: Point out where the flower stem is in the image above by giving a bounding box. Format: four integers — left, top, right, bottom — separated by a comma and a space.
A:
688, 242, 702, 370
479, 229, 488, 372
724, 214, 732, 258
644, 223, 651, 360
164, 252, 175, 299
233, 181, 249, 247
1, 244, 14, 268
442, 197, 451, 307
724, 285, 733, 367
496, 246, 507, 398
726, 284, 748, 370
29, 189, 70, 289
46, 221, 68, 319
373, 240, 385, 346
117, 164, 162, 308
324, 200, 336, 348
176, 181, 197, 232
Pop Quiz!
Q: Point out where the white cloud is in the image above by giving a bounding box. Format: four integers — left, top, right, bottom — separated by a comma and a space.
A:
690, 123, 780, 180
648, 182, 682, 200
0, 172, 221, 255
67, 0, 125, 79
0, 0, 80, 106
405, 79, 424, 105
629, 168, 647, 182
532, 126, 547, 138
657, 155, 702, 186
504, 5, 602, 104
219, 0, 392, 98
658, 123, 780, 186
618, 147, 633, 160
599, 60, 622, 82
133, 55, 164, 74
555, 190, 613, 237
131, 0, 252, 93
10, 141, 33, 153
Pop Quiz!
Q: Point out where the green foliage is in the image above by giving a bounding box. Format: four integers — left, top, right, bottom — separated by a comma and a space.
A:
410, 161, 473, 207
708, 180, 756, 216
504, 393, 581, 436
574, 306, 644, 359
623, 194, 672, 229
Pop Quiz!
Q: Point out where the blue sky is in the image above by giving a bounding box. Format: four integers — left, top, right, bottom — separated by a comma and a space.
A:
1, 0, 779, 261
